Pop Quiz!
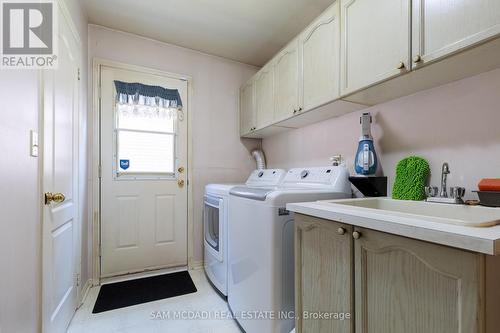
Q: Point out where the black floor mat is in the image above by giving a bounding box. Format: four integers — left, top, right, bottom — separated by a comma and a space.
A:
92, 271, 197, 313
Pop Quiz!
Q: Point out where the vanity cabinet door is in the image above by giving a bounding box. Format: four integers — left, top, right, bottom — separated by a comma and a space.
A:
353, 227, 483, 333
274, 39, 300, 122
240, 80, 256, 136
412, 0, 500, 69
299, 2, 341, 112
295, 214, 354, 333
340, 0, 411, 96
255, 65, 275, 128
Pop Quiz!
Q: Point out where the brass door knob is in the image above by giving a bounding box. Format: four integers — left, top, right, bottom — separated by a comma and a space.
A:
178, 179, 185, 188
396, 61, 405, 69
45, 192, 65, 205
178, 166, 185, 173
337, 227, 346, 235
413, 55, 422, 63
352, 231, 362, 240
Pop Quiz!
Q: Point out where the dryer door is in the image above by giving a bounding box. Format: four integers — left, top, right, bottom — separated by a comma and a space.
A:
204, 195, 224, 261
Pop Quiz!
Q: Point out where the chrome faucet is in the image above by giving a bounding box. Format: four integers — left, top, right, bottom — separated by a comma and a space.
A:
440, 162, 450, 198
426, 162, 465, 204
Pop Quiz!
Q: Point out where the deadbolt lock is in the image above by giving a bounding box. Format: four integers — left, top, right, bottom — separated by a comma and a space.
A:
45, 192, 66, 205
178, 166, 185, 173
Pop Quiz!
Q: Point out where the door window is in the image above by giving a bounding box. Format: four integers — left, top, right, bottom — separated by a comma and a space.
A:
115, 104, 176, 178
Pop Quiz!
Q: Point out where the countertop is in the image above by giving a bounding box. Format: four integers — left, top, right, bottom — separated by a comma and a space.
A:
287, 199, 500, 255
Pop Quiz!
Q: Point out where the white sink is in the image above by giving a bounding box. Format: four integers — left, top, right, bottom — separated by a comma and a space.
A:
317, 198, 500, 227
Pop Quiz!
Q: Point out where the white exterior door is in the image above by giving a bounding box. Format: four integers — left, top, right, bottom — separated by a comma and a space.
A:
100, 66, 188, 278
42, 6, 81, 333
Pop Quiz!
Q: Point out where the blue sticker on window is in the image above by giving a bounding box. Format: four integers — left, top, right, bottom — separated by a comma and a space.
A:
120, 159, 130, 170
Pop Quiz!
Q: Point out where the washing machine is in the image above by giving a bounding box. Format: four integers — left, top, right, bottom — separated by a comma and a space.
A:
227, 166, 351, 333
204, 169, 286, 297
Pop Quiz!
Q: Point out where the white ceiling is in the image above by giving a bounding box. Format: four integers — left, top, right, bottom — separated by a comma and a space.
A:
84, 0, 335, 67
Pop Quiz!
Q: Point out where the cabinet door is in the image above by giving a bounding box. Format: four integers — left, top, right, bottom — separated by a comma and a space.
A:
412, 0, 500, 67
340, 0, 410, 95
300, 3, 340, 112
255, 66, 274, 128
295, 214, 353, 333
240, 80, 255, 135
354, 228, 483, 333
274, 39, 299, 122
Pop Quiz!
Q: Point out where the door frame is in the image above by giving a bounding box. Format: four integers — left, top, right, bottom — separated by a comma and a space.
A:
91, 58, 194, 284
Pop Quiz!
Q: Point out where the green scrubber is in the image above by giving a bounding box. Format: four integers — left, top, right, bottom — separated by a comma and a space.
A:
392, 156, 430, 201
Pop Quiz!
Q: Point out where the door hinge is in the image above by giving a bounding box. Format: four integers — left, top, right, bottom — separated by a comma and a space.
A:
98, 164, 102, 178
77, 68, 81, 81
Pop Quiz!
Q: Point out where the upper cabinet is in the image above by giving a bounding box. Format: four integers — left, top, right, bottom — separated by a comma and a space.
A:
255, 65, 275, 128
240, 0, 500, 138
274, 39, 300, 122
412, 0, 500, 67
340, 0, 411, 95
300, 3, 340, 111
240, 80, 256, 136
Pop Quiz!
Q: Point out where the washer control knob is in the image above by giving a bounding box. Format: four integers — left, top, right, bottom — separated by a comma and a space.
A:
300, 170, 309, 179
258, 171, 264, 178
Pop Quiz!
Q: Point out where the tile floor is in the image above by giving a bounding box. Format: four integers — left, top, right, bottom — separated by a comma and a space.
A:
67, 269, 241, 333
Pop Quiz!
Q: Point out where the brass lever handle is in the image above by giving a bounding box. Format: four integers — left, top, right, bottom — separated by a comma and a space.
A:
45, 192, 65, 205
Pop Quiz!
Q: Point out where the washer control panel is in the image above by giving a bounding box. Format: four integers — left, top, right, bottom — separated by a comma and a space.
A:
282, 166, 350, 189
246, 169, 286, 187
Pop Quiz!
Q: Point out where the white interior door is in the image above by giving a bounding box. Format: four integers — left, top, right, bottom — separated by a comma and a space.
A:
100, 66, 189, 278
42, 7, 80, 333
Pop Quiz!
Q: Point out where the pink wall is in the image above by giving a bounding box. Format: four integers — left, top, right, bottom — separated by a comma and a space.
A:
88, 25, 260, 265
263, 68, 500, 199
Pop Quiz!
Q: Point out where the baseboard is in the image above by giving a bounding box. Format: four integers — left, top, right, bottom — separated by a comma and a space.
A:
78, 279, 92, 308
190, 260, 204, 270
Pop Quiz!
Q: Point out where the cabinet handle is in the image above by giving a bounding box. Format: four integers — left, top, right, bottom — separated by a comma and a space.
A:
293, 109, 297, 114
413, 55, 422, 63
298, 107, 303, 112
352, 231, 362, 239
337, 227, 346, 235
396, 62, 405, 70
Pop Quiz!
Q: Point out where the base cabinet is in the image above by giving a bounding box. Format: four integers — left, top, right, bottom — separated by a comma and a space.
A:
354, 227, 482, 333
295, 214, 500, 333
295, 215, 353, 333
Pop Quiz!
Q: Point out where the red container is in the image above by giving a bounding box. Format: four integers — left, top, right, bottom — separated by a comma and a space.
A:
478, 179, 500, 192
